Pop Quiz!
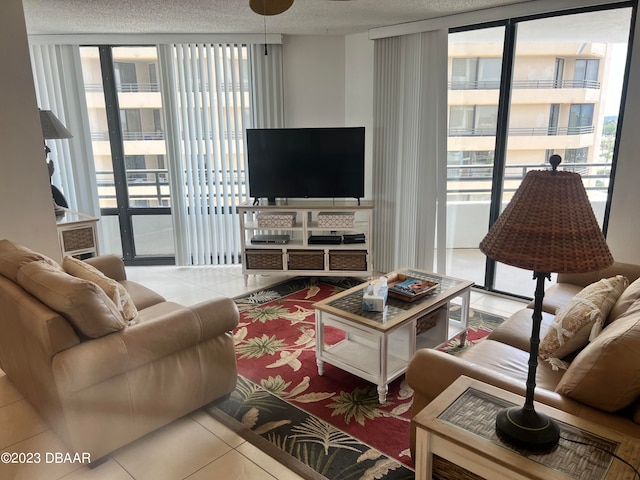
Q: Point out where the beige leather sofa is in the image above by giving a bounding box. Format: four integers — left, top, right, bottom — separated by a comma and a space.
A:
0, 239, 239, 460
407, 261, 640, 458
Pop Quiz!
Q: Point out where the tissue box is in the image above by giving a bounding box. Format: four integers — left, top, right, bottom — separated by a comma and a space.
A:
362, 282, 388, 312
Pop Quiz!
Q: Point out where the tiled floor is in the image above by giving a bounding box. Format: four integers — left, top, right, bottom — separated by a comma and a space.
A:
0, 265, 527, 480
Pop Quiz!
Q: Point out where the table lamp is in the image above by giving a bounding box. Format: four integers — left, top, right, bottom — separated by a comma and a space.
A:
40, 109, 73, 160
479, 154, 613, 450
39, 109, 73, 213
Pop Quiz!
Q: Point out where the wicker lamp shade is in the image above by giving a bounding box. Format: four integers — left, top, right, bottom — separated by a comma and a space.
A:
479, 167, 613, 274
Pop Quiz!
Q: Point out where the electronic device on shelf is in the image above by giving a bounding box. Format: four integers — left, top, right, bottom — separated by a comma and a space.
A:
343, 233, 366, 244
246, 127, 365, 205
251, 234, 290, 245
308, 235, 342, 245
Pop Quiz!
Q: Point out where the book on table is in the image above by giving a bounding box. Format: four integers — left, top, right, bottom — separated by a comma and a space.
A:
387, 274, 438, 302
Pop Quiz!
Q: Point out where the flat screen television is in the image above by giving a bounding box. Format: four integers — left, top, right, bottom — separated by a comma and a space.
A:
246, 127, 365, 203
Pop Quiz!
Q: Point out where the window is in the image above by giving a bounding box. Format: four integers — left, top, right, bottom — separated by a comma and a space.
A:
449, 105, 498, 135
574, 59, 600, 87
475, 106, 498, 134
553, 58, 565, 87
446, 5, 632, 298
114, 61, 138, 92
449, 105, 474, 133
564, 147, 589, 163
568, 104, 595, 134
451, 57, 501, 89
548, 104, 560, 134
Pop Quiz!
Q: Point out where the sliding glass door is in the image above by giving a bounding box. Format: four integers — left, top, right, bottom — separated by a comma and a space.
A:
446, 4, 634, 297
446, 26, 505, 288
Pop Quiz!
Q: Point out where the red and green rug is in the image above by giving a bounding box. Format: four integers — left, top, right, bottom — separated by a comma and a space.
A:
206, 277, 505, 479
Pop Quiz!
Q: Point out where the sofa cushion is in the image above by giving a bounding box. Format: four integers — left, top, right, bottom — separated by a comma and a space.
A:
609, 277, 640, 324
119, 279, 166, 311
539, 275, 628, 360
532, 282, 583, 315
0, 239, 60, 282
459, 339, 565, 392
63, 256, 138, 323
487, 308, 556, 352
17, 260, 126, 338
555, 298, 640, 412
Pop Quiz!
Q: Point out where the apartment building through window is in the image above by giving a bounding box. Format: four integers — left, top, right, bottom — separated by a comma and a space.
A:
446, 4, 633, 298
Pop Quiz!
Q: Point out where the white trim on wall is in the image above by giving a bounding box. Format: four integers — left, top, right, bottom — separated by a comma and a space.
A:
28, 33, 283, 46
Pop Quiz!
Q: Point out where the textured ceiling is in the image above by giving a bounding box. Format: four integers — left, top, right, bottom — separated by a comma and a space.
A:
22, 0, 536, 36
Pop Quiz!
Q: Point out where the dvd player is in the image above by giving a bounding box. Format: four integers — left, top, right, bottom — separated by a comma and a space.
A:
251, 234, 290, 245
308, 235, 342, 245
343, 233, 366, 244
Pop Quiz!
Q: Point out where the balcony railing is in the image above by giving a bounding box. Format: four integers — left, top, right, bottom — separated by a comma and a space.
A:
449, 125, 595, 137
95, 161, 610, 208
84, 81, 248, 93
447, 161, 611, 195
91, 130, 244, 141
449, 79, 600, 90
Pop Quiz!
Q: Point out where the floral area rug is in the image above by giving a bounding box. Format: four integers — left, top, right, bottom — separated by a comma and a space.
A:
205, 277, 505, 480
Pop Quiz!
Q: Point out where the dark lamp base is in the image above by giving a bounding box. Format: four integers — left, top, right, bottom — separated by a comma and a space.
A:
496, 406, 560, 451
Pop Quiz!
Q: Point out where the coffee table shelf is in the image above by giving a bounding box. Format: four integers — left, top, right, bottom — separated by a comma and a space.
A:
324, 339, 408, 384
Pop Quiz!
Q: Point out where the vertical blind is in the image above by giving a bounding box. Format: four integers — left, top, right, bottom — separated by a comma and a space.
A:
372, 30, 448, 273
160, 43, 284, 265
160, 43, 249, 265
29, 44, 101, 218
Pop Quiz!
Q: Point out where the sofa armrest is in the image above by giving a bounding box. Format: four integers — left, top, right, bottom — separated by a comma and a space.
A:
190, 297, 239, 338
407, 349, 576, 412
556, 261, 640, 288
83, 254, 127, 281
52, 298, 239, 394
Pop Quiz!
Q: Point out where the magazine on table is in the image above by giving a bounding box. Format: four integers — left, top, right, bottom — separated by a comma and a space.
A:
389, 277, 435, 297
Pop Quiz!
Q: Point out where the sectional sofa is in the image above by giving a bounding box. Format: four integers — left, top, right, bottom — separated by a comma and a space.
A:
407, 261, 640, 458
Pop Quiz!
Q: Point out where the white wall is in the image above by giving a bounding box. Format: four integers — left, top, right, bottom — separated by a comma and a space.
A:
0, 0, 60, 261
345, 33, 375, 200
282, 35, 345, 127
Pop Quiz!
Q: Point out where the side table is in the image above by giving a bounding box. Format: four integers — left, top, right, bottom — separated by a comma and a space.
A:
56, 208, 100, 259
413, 376, 640, 480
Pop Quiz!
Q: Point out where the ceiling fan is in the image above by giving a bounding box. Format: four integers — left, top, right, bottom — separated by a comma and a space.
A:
250, 0, 353, 16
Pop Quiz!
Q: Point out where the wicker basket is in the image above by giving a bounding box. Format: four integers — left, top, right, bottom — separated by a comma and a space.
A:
433, 454, 484, 480
416, 305, 449, 336
61, 227, 95, 252
245, 250, 283, 270
329, 250, 367, 271
288, 250, 324, 270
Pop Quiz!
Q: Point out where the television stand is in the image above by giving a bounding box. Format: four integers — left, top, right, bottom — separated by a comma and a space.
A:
238, 200, 374, 285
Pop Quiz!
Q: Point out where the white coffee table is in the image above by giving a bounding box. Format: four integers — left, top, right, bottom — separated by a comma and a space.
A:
313, 268, 473, 403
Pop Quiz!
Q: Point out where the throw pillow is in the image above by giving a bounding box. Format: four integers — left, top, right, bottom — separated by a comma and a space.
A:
539, 275, 628, 361
555, 298, 640, 411
17, 260, 126, 338
62, 256, 138, 323
0, 239, 61, 281
608, 276, 640, 324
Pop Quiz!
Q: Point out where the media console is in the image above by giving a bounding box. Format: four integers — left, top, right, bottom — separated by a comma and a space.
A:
238, 200, 374, 285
